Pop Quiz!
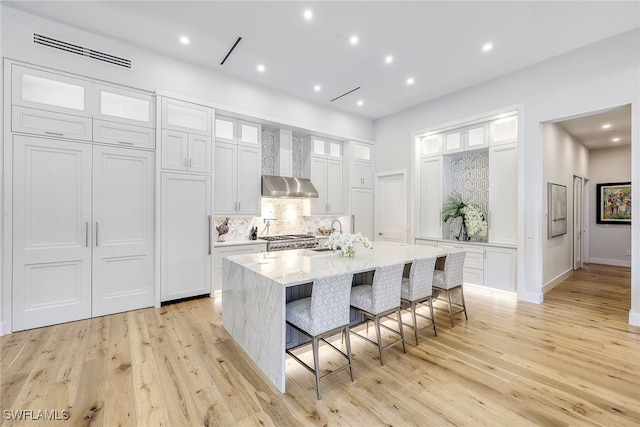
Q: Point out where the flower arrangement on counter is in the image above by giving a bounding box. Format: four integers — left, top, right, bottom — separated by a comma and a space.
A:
442, 193, 488, 240
324, 232, 373, 257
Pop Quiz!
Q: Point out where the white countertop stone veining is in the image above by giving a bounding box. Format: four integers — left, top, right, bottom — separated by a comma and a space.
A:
224, 241, 456, 287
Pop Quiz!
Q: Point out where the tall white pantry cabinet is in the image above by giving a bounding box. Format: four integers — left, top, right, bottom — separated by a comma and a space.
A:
159, 97, 214, 302
7, 62, 156, 331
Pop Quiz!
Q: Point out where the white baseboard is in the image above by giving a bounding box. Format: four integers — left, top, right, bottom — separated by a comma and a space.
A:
543, 269, 573, 293
629, 311, 640, 327
517, 291, 544, 304
588, 258, 631, 267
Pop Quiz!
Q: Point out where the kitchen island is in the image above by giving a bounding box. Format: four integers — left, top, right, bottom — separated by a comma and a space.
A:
221, 241, 458, 392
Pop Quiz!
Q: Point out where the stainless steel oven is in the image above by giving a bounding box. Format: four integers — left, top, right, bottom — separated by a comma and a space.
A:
260, 234, 319, 252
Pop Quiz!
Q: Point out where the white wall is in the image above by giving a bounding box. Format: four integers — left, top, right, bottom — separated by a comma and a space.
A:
373, 28, 640, 324
543, 123, 588, 287
0, 6, 373, 141
589, 145, 632, 266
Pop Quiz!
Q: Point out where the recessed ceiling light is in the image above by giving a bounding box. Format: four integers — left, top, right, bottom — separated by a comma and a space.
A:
350, 35, 359, 45
385, 55, 393, 64
257, 64, 265, 72
406, 77, 415, 85
612, 137, 621, 142
357, 100, 364, 106
303, 9, 313, 20
602, 123, 611, 129
314, 85, 321, 92
482, 42, 493, 52
179, 35, 190, 45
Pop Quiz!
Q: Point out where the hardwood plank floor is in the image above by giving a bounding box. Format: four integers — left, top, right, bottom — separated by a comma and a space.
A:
2, 263, 638, 426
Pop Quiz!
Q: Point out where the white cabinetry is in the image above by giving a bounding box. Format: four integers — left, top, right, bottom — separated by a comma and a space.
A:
418, 238, 516, 291
11, 64, 156, 148
159, 97, 214, 302
442, 123, 488, 154
350, 142, 373, 188
419, 156, 443, 238
304, 136, 343, 214
161, 173, 212, 301
484, 246, 517, 291
12, 135, 155, 331
439, 242, 484, 285
489, 143, 517, 245
213, 243, 266, 292
214, 116, 262, 146
489, 115, 518, 146
161, 130, 212, 173
420, 133, 443, 157
162, 98, 211, 136
351, 188, 374, 239
214, 115, 262, 216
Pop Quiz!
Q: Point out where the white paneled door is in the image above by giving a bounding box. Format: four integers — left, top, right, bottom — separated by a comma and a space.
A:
12, 135, 155, 331
13, 135, 92, 331
92, 146, 155, 316
161, 173, 212, 301
375, 172, 406, 243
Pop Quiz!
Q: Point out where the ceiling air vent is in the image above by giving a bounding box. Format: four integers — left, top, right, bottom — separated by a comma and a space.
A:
33, 33, 132, 69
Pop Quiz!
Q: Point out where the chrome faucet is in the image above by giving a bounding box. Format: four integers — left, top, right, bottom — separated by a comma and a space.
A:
262, 218, 277, 236
331, 219, 343, 234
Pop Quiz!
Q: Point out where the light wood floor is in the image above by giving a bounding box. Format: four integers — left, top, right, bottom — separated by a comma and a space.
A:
2, 263, 638, 426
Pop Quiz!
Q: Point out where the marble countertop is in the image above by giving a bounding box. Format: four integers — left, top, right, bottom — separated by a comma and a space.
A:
224, 241, 457, 287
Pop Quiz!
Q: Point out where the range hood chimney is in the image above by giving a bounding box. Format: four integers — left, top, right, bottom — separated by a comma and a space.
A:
261, 129, 318, 198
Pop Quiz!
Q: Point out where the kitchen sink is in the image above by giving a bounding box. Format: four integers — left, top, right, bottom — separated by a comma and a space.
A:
310, 247, 333, 252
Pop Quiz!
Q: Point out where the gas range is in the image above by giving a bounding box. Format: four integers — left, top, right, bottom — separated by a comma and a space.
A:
260, 234, 319, 252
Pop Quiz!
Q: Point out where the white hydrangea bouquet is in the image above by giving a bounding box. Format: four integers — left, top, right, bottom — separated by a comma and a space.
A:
442, 193, 488, 240
324, 232, 373, 257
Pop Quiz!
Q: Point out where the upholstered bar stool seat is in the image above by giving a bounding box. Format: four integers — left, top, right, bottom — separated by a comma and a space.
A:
285, 272, 355, 400
350, 263, 406, 366
400, 257, 438, 345
432, 251, 467, 327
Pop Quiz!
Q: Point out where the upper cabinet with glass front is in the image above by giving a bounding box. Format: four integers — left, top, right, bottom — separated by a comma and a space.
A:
12, 64, 91, 116
162, 98, 212, 136
96, 85, 155, 128
214, 115, 261, 147
489, 114, 518, 146
304, 135, 342, 159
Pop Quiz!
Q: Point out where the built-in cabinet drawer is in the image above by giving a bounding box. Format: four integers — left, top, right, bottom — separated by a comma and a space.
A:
93, 119, 155, 149
12, 106, 92, 141
415, 238, 438, 247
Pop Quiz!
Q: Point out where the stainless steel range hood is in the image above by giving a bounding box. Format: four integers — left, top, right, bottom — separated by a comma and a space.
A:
261, 175, 318, 198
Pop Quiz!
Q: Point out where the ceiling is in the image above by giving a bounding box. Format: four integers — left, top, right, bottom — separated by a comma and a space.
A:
3, 2, 637, 150
5, 1, 639, 123
556, 105, 631, 150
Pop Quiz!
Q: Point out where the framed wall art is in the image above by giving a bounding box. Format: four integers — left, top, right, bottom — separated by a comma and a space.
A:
596, 182, 631, 224
548, 182, 567, 238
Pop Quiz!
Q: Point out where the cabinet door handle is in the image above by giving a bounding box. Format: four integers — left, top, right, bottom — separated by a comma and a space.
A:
351, 214, 355, 232
44, 131, 64, 136
85, 221, 89, 247
95, 222, 99, 247
189, 158, 192, 167
184, 158, 187, 167
118, 141, 134, 145
237, 202, 240, 211
208, 215, 212, 255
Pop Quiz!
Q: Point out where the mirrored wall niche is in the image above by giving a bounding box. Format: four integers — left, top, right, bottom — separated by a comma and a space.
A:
444, 150, 489, 242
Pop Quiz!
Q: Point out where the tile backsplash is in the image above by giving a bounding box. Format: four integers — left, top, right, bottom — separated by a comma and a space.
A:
214, 197, 343, 242
261, 130, 304, 177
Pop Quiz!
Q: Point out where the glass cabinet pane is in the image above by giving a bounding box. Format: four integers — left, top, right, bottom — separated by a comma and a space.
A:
215, 118, 235, 140
240, 123, 259, 144
313, 138, 325, 155
328, 141, 341, 158
420, 134, 442, 156
22, 73, 85, 111
100, 91, 150, 123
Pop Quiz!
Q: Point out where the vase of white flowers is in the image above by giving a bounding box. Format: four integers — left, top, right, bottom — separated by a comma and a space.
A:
442, 193, 488, 241
324, 232, 373, 257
